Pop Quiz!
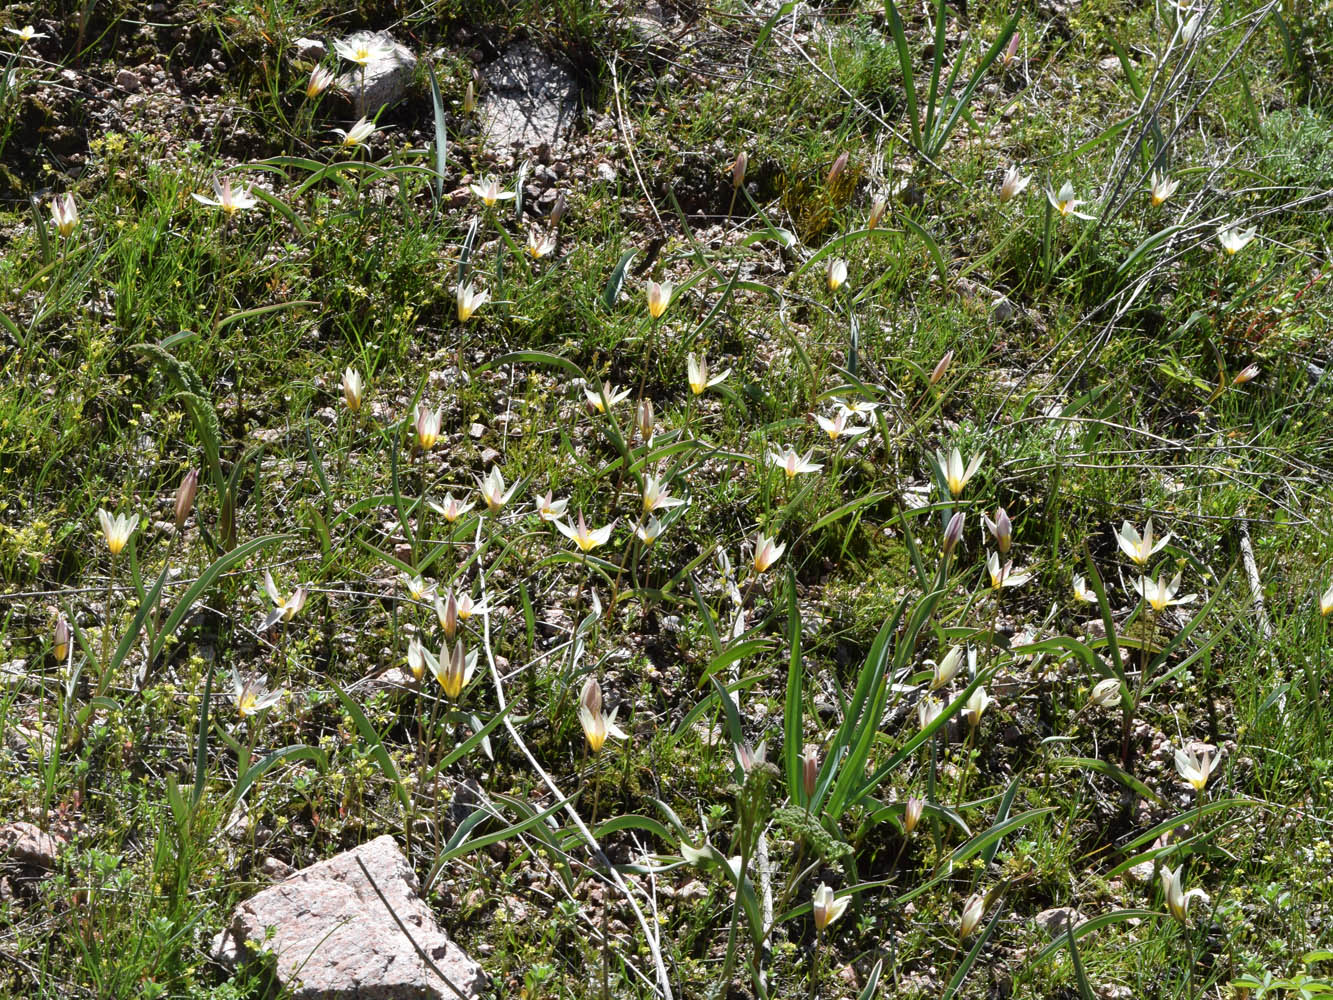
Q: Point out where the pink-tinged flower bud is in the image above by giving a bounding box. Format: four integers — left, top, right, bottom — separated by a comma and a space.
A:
441, 591, 458, 640
930, 349, 954, 385
903, 796, 924, 834
826, 152, 849, 186
1002, 32, 1020, 68
636, 398, 655, 442
731, 151, 747, 190
549, 191, 568, 227
959, 893, 986, 938
867, 194, 887, 230
943, 511, 965, 557
1232, 363, 1259, 385
174, 467, 199, 529
802, 749, 818, 801
53, 615, 70, 663
984, 507, 1012, 555
580, 675, 603, 717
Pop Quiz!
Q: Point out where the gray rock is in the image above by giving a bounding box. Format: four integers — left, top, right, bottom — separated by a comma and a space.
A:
212, 835, 486, 998
294, 37, 327, 60
335, 32, 417, 116
0, 821, 65, 869
479, 43, 578, 155
1035, 906, 1082, 936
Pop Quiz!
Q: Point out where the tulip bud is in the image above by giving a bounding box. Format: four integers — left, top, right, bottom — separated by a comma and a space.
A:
802, 749, 818, 801
174, 467, 200, 529
53, 615, 70, 663
867, 194, 887, 230
1002, 32, 1020, 68
636, 398, 655, 442
463, 79, 476, 114
549, 191, 568, 227
441, 591, 459, 640
826, 258, 847, 292
1232, 363, 1259, 385
735, 740, 766, 774
811, 882, 849, 933
730, 151, 747, 190
943, 511, 965, 557
342, 367, 364, 412
903, 796, 924, 834
959, 894, 986, 938
930, 349, 955, 385
826, 151, 848, 186
984, 507, 1012, 555
580, 675, 603, 718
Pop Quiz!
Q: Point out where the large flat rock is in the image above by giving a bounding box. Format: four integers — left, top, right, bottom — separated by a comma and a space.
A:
479, 43, 578, 155
212, 835, 486, 999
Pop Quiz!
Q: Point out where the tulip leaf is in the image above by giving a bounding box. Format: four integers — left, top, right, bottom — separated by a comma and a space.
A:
436, 793, 574, 863
670, 672, 766, 746
595, 814, 674, 844
217, 299, 319, 331
753, 0, 796, 56
1054, 756, 1160, 804
1023, 909, 1162, 970
151, 533, 296, 665
192, 663, 213, 808
602, 248, 636, 311
1066, 916, 1097, 1000
477, 350, 587, 381
698, 639, 772, 687
900, 212, 950, 285
426, 59, 447, 204
783, 566, 803, 804
233, 745, 326, 806
332, 682, 410, 812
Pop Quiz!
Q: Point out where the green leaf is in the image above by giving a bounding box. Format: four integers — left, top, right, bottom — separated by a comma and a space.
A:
150, 534, 296, 664
234, 745, 326, 805
1054, 757, 1161, 805
602, 249, 636, 311
477, 350, 587, 381
332, 683, 410, 812
784, 566, 804, 805
698, 639, 772, 687
885, 0, 920, 148
1023, 909, 1161, 969
426, 60, 448, 204
216, 299, 319, 331
192, 663, 213, 807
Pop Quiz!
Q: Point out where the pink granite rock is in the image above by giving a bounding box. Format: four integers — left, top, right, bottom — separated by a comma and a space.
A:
212, 835, 485, 998
0, 822, 65, 869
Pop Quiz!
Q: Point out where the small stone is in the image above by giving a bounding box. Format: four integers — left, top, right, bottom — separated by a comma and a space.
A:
260, 857, 294, 880
116, 68, 141, 92
0, 659, 34, 692
480, 447, 501, 465
294, 37, 327, 60
1035, 906, 1082, 936
468, 423, 486, 439
1125, 860, 1156, 885
677, 880, 707, 900
0, 822, 65, 869
596, 162, 617, 183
